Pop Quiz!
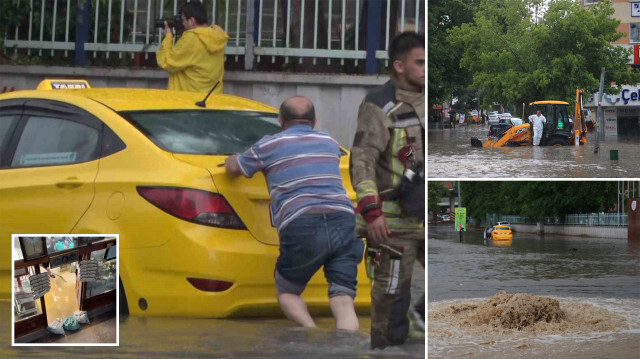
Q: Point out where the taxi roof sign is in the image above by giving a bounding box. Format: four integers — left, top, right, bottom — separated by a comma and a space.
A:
37, 79, 91, 90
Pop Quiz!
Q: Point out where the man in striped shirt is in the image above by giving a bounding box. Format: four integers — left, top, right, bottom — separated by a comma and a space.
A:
225, 96, 364, 331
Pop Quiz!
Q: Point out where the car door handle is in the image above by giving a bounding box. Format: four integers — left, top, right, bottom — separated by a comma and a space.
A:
56, 179, 83, 189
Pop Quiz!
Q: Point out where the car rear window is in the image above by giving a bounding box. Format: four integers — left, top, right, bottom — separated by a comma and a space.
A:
121, 110, 280, 155
496, 226, 509, 231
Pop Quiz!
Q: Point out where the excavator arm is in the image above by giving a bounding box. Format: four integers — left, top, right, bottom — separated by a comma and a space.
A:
574, 89, 587, 146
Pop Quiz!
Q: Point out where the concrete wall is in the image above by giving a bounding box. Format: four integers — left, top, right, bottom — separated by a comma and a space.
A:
511, 224, 627, 239
0, 65, 390, 148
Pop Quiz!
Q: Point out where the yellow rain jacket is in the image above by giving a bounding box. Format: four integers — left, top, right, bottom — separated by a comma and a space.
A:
157, 25, 229, 93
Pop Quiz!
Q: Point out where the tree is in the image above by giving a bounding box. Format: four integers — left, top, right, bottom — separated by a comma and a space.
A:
447, 0, 640, 108
428, 182, 448, 213
0, 0, 30, 53
427, 0, 479, 107
460, 181, 617, 222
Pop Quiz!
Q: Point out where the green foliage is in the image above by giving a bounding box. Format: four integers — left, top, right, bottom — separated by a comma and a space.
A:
447, 0, 640, 108
461, 181, 618, 220
428, 182, 448, 213
0, 0, 31, 52
428, 0, 480, 106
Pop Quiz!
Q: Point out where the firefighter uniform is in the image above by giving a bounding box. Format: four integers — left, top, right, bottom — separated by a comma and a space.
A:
350, 79, 424, 348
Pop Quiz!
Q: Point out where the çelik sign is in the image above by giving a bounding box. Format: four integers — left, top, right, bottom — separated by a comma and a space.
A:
455, 207, 466, 231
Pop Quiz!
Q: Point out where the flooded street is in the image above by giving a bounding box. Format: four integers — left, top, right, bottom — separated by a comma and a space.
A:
428, 126, 640, 178
428, 224, 640, 358
2, 268, 425, 358
1, 306, 424, 358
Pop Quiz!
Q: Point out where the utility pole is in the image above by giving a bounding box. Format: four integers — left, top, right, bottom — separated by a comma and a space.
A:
457, 181, 462, 209
595, 67, 605, 154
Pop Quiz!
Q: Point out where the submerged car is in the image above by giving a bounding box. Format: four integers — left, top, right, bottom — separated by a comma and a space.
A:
491, 225, 513, 241
0, 80, 370, 317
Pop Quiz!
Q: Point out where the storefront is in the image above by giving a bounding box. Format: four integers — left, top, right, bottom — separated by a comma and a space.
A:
585, 85, 640, 137
13, 236, 117, 343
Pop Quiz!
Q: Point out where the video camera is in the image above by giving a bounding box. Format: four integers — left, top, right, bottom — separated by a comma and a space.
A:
154, 13, 183, 36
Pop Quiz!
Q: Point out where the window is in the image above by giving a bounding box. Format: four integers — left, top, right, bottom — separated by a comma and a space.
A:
11, 116, 99, 167
86, 249, 117, 298
0, 115, 18, 158
14, 267, 44, 322
631, 23, 640, 43
584, 0, 599, 4
122, 110, 280, 155
45, 236, 77, 254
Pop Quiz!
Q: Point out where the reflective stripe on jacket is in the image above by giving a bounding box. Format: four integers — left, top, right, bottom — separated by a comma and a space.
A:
350, 80, 424, 232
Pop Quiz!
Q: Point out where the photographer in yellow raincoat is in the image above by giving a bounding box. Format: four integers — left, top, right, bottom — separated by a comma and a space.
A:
157, 2, 229, 93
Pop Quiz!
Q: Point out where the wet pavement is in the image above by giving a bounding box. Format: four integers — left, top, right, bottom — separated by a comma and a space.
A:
428, 224, 640, 358
428, 125, 640, 178
1, 266, 425, 358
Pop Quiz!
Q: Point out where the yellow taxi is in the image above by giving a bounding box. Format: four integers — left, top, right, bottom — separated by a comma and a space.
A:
0, 80, 370, 317
490, 225, 513, 241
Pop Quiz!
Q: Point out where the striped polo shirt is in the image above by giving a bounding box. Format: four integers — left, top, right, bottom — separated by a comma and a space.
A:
235, 123, 354, 232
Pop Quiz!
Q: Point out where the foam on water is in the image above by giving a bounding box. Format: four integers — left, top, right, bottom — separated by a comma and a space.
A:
429, 294, 640, 358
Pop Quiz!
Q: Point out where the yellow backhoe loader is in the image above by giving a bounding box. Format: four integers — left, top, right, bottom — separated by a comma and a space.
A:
471, 89, 587, 147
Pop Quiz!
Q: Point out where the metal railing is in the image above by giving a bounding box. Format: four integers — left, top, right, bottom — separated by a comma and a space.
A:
486, 213, 628, 226
4, 0, 424, 72
565, 213, 628, 226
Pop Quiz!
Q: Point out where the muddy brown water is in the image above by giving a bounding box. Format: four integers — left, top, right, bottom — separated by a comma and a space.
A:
1, 307, 425, 358
428, 126, 640, 178
428, 225, 640, 358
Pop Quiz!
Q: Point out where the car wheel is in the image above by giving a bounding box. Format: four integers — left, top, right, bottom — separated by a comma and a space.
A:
547, 137, 567, 146
119, 277, 129, 315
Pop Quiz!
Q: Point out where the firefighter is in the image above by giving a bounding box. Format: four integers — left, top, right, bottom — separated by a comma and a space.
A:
350, 31, 425, 350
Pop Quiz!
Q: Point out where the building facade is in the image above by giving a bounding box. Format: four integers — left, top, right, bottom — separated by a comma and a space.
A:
583, 0, 640, 136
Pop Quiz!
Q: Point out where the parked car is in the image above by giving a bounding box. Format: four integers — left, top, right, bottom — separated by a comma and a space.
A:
468, 110, 479, 123
0, 79, 371, 317
487, 111, 500, 125
442, 215, 451, 221
496, 221, 511, 228
498, 112, 512, 121
509, 117, 523, 126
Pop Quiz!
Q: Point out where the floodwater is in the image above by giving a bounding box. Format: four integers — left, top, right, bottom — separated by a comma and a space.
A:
428, 125, 640, 178
428, 224, 640, 358
0, 307, 425, 358
1, 266, 425, 358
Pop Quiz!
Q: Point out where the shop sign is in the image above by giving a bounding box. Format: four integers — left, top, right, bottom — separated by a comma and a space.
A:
604, 108, 618, 136
584, 86, 640, 107
621, 88, 640, 105
633, 2, 640, 17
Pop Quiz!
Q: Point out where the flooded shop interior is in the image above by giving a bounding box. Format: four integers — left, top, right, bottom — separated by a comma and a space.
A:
13, 236, 117, 344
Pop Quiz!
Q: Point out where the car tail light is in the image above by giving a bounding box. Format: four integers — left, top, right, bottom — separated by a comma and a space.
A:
187, 278, 233, 292
137, 186, 246, 229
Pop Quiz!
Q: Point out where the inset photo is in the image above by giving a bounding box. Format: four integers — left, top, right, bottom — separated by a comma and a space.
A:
12, 235, 118, 346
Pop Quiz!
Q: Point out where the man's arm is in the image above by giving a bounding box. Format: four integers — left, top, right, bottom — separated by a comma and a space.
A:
350, 101, 391, 243
156, 31, 196, 73
225, 146, 264, 179
224, 154, 242, 178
